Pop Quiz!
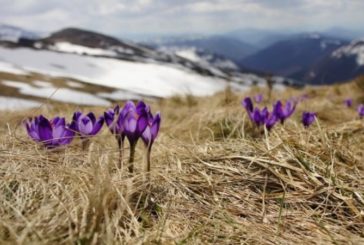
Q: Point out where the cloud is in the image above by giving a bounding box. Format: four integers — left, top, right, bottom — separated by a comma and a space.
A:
0, 0, 363, 36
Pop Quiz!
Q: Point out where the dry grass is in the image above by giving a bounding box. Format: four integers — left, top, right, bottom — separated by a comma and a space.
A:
0, 81, 364, 244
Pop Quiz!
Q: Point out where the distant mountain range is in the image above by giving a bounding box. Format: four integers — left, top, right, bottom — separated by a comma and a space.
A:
238, 34, 348, 79
143, 28, 364, 84
146, 35, 258, 62
303, 39, 364, 84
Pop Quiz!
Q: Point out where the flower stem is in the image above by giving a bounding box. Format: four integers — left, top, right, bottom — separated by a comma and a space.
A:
128, 141, 137, 173
117, 137, 124, 169
146, 146, 152, 172
82, 139, 90, 151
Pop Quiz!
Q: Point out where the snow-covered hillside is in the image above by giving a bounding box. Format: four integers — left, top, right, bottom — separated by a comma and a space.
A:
163, 47, 239, 71
332, 39, 364, 66
0, 46, 241, 98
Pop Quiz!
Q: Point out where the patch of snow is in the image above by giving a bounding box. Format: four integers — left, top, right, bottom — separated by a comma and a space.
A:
2, 80, 110, 106
111, 46, 135, 55
169, 47, 238, 71
34, 42, 43, 49
239, 74, 266, 86
0, 47, 234, 98
50, 42, 118, 57
332, 40, 364, 66
320, 40, 342, 50
0, 96, 41, 110
176, 49, 201, 62
98, 90, 143, 101
273, 83, 286, 91
0, 61, 28, 75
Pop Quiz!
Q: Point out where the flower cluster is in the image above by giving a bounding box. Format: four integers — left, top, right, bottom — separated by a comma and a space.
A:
104, 101, 161, 172
24, 101, 161, 173
242, 97, 297, 131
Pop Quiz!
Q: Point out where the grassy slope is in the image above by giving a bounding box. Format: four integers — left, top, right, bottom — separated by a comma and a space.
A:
0, 78, 364, 244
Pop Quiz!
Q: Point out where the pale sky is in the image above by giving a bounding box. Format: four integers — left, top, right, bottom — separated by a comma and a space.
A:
1, 0, 363, 37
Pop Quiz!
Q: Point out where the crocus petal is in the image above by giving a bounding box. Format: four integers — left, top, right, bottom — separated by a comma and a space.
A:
104, 109, 115, 127
79, 116, 93, 135
136, 101, 147, 115
125, 116, 137, 133
72, 111, 82, 122
86, 112, 96, 124
53, 122, 66, 140
261, 107, 269, 121
142, 126, 152, 145
285, 100, 296, 118
242, 97, 254, 113
51, 117, 62, 127
38, 116, 53, 142
91, 116, 104, 135
25, 120, 40, 141
59, 126, 75, 145
151, 113, 161, 140
273, 101, 283, 118
136, 114, 148, 135
265, 115, 278, 131
252, 108, 263, 125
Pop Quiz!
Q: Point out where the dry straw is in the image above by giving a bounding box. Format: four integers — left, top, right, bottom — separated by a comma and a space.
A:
0, 81, 364, 244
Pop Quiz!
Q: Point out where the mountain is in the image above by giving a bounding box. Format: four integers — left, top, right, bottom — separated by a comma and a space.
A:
35, 27, 244, 79
0, 24, 39, 42
224, 28, 292, 49
239, 33, 348, 79
149, 35, 258, 62
301, 39, 364, 84
160, 47, 238, 73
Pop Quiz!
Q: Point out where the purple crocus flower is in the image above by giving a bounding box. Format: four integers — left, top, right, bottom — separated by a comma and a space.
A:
358, 104, 364, 118
254, 94, 263, 103
124, 101, 148, 146
71, 112, 104, 138
141, 111, 161, 172
344, 99, 353, 107
141, 112, 161, 147
302, 112, 316, 128
242, 97, 279, 131
242, 97, 254, 119
25, 115, 75, 149
122, 101, 148, 173
104, 102, 135, 169
265, 113, 279, 131
273, 100, 296, 124
70, 112, 104, 149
